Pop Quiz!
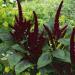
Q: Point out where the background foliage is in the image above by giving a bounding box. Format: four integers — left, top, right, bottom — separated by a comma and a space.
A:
0, 0, 75, 27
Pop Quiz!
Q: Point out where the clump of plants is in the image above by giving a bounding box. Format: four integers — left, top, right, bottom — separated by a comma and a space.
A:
0, 0, 75, 75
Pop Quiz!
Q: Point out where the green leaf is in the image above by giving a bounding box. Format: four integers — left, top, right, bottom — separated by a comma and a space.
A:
0, 28, 12, 41
58, 38, 70, 46
62, 50, 71, 63
66, 26, 73, 37
52, 49, 65, 60
47, 18, 54, 32
0, 33, 12, 41
42, 44, 50, 52
37, 52, 52, 69
15, 60, 32, 74
11, 44, 26, 53
7, 53, 23, 68
52, 49, 71, 63
0, 41, 13, 53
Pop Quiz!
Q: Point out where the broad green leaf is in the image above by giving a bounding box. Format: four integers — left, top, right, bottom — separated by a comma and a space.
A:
42, 44, 50, 52
52, 49, 65, 60
0, 33, 12, 41
0, 28, 10, 33
0, 41, 13, 53
66, 26, 73, 37
15, 60, 32, 74
7, 53, 23, 68
52, 49, 71, 63
47, 18, 54, 32
58, 38, 70, 46
0, 28, 12, 41
0, 43, 9, 53
37, 52, 52, 69
62, 50, 71, 63
11, 44, 26, 53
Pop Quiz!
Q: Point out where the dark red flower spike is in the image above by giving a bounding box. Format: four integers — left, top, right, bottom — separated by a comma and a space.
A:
11, 0, 32, 42
70, 27, 75, 64
28, 32, 46, 63
30, 11, 39, 45
54, 0, 63, 39
33, 11, 38, 36
16, 0, 23, 21
43, 1, 68, 53
35, 31, 46, 58
27, 12, 46, 63
44, 0, 67, 46
54, 0, 67, 39
28, 11, 38, 49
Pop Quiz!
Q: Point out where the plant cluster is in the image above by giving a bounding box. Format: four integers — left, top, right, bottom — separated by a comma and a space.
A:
0, 0, 75, 75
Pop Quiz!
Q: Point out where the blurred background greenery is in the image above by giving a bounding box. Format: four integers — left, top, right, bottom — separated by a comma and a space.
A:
0, 0, 75, 28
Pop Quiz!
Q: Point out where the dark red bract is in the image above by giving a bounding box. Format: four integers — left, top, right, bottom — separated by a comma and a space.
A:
54, 0, 67, 39
11, 0, 32, 42
44, 0, 67, 49
27, 12, 46, 63
70, 28, 75, 64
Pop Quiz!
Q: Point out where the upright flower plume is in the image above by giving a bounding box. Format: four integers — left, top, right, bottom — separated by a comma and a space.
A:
11, 0, 32, 42
16, 0, 23, 21
70, 28, 75, 64
44, 0, 67, 50
11, 0, 46, 63
54, 0, 67, 39
27, 12, 46, 63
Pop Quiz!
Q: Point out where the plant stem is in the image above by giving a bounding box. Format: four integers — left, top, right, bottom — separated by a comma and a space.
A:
30, 64, 37, 75
13, 69, 16, 75
33, 64, 37, 75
